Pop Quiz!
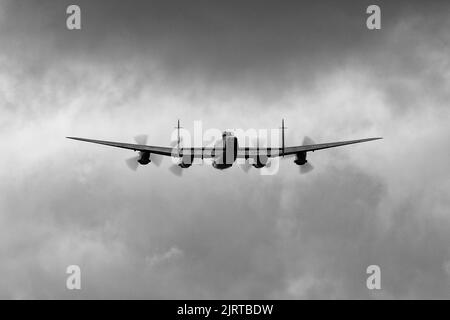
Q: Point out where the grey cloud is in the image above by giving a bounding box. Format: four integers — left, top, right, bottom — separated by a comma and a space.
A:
3, 0, 447, 102
0, 0, 449, 299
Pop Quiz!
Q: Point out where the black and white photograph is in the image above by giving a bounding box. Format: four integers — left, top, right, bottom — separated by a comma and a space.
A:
0, 0, 449, 306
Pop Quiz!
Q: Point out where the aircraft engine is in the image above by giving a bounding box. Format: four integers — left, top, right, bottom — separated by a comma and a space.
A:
137, 151, 151, 165
179, 154, 194, 168
294, 151, 307, 165
252, 155, 269, 168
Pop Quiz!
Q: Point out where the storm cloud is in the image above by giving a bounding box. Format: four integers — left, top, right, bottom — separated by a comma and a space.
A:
0, 0, 449, 299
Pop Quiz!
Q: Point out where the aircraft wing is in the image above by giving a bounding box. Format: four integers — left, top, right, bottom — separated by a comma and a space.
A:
67, 137, 175, 156
283, 137, 382, 155
236, 137, 382, 158
68, 136, 381, 158
66, 137, 217, 157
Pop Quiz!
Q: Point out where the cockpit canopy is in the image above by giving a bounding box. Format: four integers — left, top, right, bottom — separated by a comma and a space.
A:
222, 131, 234, 138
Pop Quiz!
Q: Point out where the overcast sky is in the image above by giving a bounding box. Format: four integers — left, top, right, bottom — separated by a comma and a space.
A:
0, 0, 449, 299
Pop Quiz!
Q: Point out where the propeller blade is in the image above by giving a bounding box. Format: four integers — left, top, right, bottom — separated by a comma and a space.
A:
239, 160, 252, 173
134, 134, 148, 145
300, 162, 314, 174
251, 135, 268, 148
151, 154, 163, 166
125, 155, 140, 171
260, 158, 281, 175
204, 136, 216, 146
303, 136, 315, 146
169, 164, 183, 176
170, 136, 184, 147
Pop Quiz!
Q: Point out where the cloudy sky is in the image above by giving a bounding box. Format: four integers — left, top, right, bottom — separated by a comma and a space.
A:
0, 0, 449, 299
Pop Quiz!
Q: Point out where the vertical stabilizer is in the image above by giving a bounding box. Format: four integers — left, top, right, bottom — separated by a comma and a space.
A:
281, 119, 286, 157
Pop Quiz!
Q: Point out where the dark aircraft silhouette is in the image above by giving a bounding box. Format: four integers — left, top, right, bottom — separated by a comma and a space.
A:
67, 120, 381, 175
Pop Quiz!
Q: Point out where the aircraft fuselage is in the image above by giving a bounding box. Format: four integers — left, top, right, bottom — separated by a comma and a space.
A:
212, 132, 238, 170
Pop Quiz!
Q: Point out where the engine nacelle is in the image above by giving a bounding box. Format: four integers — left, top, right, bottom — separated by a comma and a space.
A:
179, 154, 194, 168
294, 151, 307, 165
252, 155, 269, 168
138, 151, 151, 165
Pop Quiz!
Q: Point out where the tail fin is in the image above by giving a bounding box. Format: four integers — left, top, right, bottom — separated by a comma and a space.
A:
175, 119, 182, 155
281, 119, 286, 157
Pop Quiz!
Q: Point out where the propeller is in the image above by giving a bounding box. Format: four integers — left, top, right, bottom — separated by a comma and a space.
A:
125, 155, 140, 171
300, 162, 314, 174
169, 164, 183, 176
239, 159, 252, 173
125, 135, 163, 170
251, 135, 268, 148
169, 136, 184, 148
151, 154, 163, 166
303, 136, 315, 146
299, 136, 315, 174
134, 134, 148, 145
167, 136, 183, 176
